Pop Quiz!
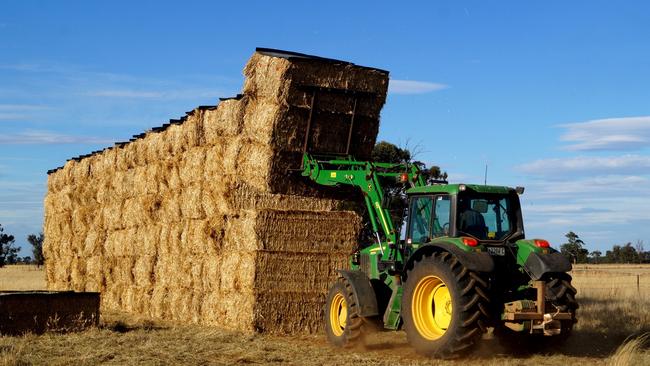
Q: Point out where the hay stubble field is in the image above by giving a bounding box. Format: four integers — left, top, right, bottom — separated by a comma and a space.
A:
1, 264, 649, 365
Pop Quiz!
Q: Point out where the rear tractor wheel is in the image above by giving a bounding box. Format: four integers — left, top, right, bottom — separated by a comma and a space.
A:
324, 276, 369, 347
402, 252, 490, 358
495, 273, 578, 351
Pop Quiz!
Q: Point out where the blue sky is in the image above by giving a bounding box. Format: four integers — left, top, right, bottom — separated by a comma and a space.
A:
1, 1, 649, 256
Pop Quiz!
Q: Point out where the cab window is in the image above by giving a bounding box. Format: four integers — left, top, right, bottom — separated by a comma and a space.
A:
432, 195, 451, 237
408, 196, 432, 243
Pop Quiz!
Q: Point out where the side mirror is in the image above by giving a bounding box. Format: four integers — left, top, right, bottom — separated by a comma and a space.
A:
515, 186, 525, 195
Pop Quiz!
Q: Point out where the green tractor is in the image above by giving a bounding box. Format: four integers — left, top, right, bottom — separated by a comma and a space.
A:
301, 153, 578, 357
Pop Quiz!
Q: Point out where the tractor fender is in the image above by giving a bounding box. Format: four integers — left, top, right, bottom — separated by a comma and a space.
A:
524, 251, 572, 280
405, 242, 495, 275
336, 270, 379, 317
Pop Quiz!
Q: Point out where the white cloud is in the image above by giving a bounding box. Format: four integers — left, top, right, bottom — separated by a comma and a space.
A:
0, 113, 30, 120
388, 79, 448, 94
0, 104, 49, 111
0, 104, 50, 120
84, 88, 225, 100
517, 155, 650, 177
0, 130, 114, 144
559, 116, 650, 151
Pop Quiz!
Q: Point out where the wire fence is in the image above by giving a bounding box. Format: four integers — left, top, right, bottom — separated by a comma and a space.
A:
572, 271, 650, 293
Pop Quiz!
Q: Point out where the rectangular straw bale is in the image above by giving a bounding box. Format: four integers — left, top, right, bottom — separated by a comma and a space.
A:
150, 285, 172, 319
103, 230, 134, 257
254, 210, 360, 253
208, 290, 256, 330
223, 182, 342, 212
132, 166, 159, 195
102, 201, 124, 231
132, 255, 157, 289
167, 123, 190, 157
235, 141, 273, 192
241, 54, 292, 100
121, 197, 151, 228
203, 99, 247, 143
218, 251, 256, 293
182, 112, 206, 148
179, 219, 223, 255
239, 98, 279, 143
178, 147, 207, 186
201, 257, 222, 291
84, 255, 104, 292
139, 224, 161, 255
178, 183, 205, 220
252, 291, 327, 334
81, 227, 105, 257
160, 160, 183, 191
94, 147, 117, 173
253, 251, 348, 293
203, 144, 227, 179
43, 189, 73, 214
284, 58, 389, 95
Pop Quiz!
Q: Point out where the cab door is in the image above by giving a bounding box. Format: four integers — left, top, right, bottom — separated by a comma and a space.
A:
406, 195, 451, 245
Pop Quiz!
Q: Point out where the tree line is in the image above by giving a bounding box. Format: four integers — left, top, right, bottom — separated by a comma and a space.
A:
559, 231, 649, 264
0, 224, 44, 267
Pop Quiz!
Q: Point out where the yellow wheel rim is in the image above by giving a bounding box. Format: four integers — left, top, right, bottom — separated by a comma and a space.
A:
329, 293, 347, 336
412, 275, 452, 340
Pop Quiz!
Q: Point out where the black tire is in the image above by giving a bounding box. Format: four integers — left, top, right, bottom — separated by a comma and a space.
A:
324, 276, 369, 347
402, 251, 490, 358
495, 273, 578, 351
544, 273, 579, 336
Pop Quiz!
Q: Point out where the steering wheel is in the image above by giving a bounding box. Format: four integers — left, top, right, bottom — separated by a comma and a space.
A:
442, 222, 450, 235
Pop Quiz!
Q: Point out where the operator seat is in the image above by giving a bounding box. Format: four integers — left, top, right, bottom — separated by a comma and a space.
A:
459, 209, 486, 239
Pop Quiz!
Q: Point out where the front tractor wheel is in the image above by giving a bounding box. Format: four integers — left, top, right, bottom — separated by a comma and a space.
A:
403, 252, 489, 358
324, 277, 368, 347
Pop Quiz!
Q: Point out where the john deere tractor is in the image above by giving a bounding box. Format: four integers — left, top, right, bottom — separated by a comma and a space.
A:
301, 153, 577, 357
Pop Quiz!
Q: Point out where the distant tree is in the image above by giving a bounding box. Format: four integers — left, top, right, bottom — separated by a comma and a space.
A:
635, 239, 645, 263
372, 141, 411, 163
560, 231, 589, 264
363, 141, 446, 245
605, 242, 640, 263
0, 224, 19, 267
620, 242, 638, 263
413, 162, 449, 183
27, 232, 45, 267
21, 256, 32, 264
590, 250, 602, 264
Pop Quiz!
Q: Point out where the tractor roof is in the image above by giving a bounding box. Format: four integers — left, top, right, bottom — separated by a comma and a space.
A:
407, 183, 515, 195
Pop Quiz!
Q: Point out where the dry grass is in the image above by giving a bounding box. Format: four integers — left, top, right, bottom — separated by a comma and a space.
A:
608, 333, 650, 366
0, 265, 46, 291
1, 264, 650, 365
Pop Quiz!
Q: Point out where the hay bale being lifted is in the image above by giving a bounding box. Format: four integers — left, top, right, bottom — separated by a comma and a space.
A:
43, 48, 389, 333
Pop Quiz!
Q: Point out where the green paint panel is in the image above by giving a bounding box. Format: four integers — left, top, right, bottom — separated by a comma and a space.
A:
407, 184, 514, 195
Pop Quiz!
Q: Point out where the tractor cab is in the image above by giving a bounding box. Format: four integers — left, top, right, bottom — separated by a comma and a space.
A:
404, 184, 525, 247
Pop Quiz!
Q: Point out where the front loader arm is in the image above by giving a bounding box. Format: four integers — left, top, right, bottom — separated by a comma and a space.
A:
301, 153, 424, 261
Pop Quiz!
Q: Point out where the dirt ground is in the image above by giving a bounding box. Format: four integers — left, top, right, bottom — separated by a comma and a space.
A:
1, 265, 649, 365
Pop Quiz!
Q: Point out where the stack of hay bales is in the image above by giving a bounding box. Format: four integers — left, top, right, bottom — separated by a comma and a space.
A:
43, 49, 389, 333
